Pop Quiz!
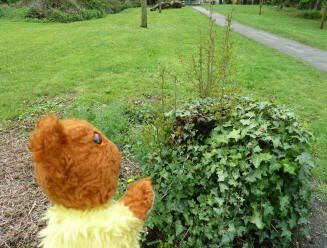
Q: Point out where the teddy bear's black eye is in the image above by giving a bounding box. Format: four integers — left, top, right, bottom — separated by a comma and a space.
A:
93, 133, 102, 145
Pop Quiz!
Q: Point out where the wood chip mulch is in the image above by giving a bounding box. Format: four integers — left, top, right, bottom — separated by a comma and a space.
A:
0, 128, 49, 248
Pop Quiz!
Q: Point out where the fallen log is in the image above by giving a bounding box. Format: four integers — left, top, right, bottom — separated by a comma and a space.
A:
150, 1, 186, 11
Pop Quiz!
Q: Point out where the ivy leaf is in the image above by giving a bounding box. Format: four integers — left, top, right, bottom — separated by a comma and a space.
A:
227, 129, 241, 141
175, 220, 184, 236
228, 223, 236, 234
245, 175, 255, 183
258, 231, 269, 244
288, 215, 297, 228
228, 178, 238, 186
296, 152, 314, 171
283, 163, 298, 175
244, 111, 256, 118
272, 137, 281, 148
257, 101, 269, 110
253, 145, 262, 153
269, 162, 281, 172
217, 170, 228, 182
251, 153, 272, 168
250, 208, 264, 229
241, 123, 258, 137
219, 183, 229, 193
279, 196, 290, 217
232, 170, 240, 180
282, 158, 298, 175
221, 232, 234, 245
213, 207, 224, 216
262, 202, 274, 217
240, 119, 252, 126
209, 163, 219, 177
280, 196, 289, 209
213, 134, 229, 145
281, 226, 292, 239
215, 197, 224, 207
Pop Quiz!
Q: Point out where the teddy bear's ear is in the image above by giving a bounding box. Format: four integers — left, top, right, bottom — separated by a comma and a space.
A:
29, 115, 65, 159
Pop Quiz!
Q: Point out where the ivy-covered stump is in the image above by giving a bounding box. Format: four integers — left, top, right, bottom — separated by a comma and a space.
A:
138, 97, 314, 248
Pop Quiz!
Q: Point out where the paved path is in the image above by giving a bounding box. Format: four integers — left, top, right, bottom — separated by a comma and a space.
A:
193, 6, 327, 73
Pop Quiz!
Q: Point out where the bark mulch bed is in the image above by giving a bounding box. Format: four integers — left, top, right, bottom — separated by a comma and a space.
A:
0, 126, 48, 248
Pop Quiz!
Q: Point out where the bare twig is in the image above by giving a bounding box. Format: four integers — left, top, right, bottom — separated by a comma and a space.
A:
124, 157, 139, 169
178, 223, 193, 247
28, 200, 37, 217
160, 190, 170, 201
270, 223, 280, 235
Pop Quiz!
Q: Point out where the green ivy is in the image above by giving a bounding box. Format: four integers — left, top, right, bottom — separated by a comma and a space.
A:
135, 97, 314, 247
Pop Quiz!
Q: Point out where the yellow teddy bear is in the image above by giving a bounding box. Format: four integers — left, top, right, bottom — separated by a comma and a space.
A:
29, 115, 154, 248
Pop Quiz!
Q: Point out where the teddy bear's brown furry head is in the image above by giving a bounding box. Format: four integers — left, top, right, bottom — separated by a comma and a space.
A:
29, 115, 121, 209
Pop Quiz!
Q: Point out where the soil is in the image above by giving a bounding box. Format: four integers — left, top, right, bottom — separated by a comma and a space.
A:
0, 122, 326, 248
294, 197, 327, 248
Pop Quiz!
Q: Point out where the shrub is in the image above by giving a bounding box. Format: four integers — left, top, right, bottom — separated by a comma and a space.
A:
302, 10, 322, 19
24, 1, 104, 21
0, 5, 10, 17
0, 0, 20, 5
25, 4, 46, 18
0, 5, 27, 18
43, 8, 71, 21
185, 6, 235, 99
78, 0, 105, 10
135, 97, 314, 247
18, 0, 131, 22
81, 8, 103, 19
43, 7, 103, 21
125, 0, 140, 8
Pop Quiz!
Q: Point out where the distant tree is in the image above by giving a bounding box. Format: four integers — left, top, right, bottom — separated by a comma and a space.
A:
314, 0, 322, 10
259, 0, 263, 14
321, 5, 327, 29
279, 0, 284, 9
141, 0, 147, 28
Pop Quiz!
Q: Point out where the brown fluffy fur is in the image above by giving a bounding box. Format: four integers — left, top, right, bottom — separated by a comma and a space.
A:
119, 177, 155, 221
29, 115, 154, 220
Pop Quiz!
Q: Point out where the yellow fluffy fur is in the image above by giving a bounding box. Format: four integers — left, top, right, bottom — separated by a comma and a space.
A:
39, 201, 143, 248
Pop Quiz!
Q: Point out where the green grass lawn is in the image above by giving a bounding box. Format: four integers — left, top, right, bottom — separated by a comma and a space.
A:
0, 6, 326, 200
205, 4, 327, 51
0, 8, 198, 122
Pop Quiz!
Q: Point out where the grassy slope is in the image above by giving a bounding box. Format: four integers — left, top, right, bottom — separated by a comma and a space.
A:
0, 7, 326, 199
206, 4, 327, 51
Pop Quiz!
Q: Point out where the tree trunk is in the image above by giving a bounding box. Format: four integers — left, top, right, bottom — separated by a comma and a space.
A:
159, 2, 162, 13
259, 0, 263, 15
320, 5, 327, 29
314, 0, 322, 10
141, 0, 147, 28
